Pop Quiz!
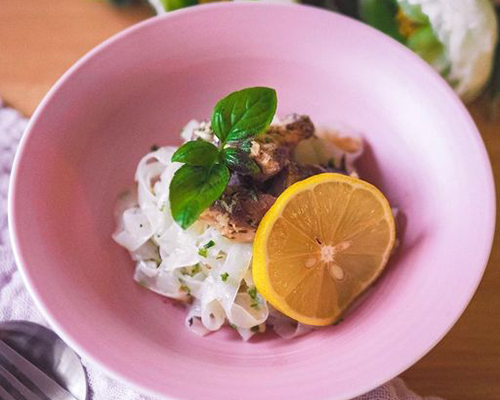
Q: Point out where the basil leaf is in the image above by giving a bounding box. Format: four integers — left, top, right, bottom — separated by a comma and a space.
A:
171, 140, 219, 166
169, 164, 229, 229
222, 147, 260, 175
211, 87, 277, 143
359, 0, 406, 44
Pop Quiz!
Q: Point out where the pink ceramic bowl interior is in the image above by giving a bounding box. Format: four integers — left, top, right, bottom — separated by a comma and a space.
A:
9, 4, 496, 400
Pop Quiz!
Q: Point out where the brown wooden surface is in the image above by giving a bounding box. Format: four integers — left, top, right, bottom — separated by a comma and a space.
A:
0, 1, 498, 399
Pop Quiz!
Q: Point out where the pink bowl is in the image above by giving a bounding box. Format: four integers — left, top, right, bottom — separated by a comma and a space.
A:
9, 4, 496, 400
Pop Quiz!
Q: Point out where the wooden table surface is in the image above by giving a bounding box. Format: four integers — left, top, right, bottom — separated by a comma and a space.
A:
1, 1, 499, 399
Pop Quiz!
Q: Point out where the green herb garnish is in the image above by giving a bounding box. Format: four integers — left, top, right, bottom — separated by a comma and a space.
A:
198, 241, 215, 257
198, 248, 208, 258
169, 87, 277, 229
248, 286, 259, 309
250, 325, 260, 332
220, 272, 229, 282
178, 278, 192, 296
189, 264, 201, 276
248, 286, 258, 300
204, 240, 215, 249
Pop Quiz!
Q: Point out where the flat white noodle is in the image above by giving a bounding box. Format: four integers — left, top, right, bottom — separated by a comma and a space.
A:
134, 264, 185, 300
198, 244, 255, 331
131, 240, 159, 263
268, 307, 315, 340
228, 293, 269, 329
156, 223, 200, 271
235, 327, 255, 342
112, 208, 153, 251
180, 120, 200, 142
201, 300, 226, 331
185, 301, 210, 336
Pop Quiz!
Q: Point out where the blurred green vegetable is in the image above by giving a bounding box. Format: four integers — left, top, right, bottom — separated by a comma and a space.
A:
100, 0, 498, 105
358, 0, 498, 102
487, 6, 500, 116
359, 0, 405, 43
159, 0, 197, 12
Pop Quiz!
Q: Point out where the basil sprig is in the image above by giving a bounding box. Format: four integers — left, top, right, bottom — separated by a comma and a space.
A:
169, 87, 277, 229
211, 87, 277, 142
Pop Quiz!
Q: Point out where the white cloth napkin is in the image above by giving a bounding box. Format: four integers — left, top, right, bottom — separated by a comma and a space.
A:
0, 99, 443, 400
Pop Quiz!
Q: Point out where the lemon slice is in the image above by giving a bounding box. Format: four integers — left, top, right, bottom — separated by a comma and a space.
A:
252, 173, 396, 326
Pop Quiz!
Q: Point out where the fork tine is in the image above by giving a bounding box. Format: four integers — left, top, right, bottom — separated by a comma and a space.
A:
0, 384, 17, 400
0, 363, 42, 400
0, 341, 77, 400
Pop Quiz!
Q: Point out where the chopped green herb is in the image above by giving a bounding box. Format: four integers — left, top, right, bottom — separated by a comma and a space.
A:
229, 323, 238, 330
180, 284, 191, 296
199, 240, 216, 257
204, 240, 215, 249
198, 248, 208, 258
250, 325, 260, 332
248, 286, 258, 301
178, 278, 192, 296
138, 280, 149, 288
216, 253, 225, 260
220, 272, 229, 282
146, 258, 161, 268
190, 264, 202, 276
248, 287, 259, 309
160, 203, 167, 213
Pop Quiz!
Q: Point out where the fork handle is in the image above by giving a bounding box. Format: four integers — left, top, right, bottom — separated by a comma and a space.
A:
0, 340, 77, 400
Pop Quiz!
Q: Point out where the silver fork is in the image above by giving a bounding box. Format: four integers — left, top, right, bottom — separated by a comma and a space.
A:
0, 340, 78, 400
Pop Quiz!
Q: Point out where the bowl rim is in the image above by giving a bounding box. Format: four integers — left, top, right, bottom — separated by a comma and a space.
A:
8, 3, 496, 399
